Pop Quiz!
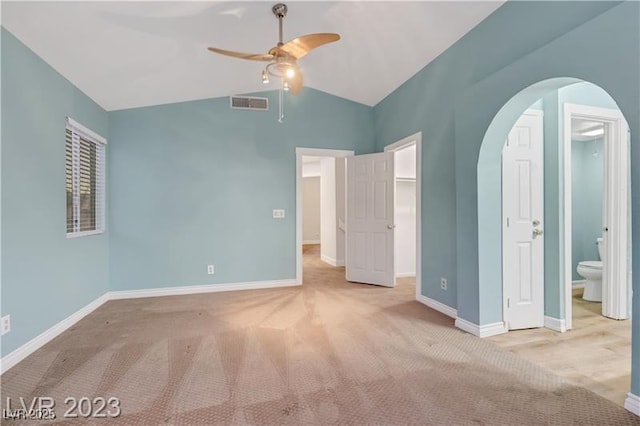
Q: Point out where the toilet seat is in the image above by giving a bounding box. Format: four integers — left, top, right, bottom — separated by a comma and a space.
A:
578, 260, 602, 270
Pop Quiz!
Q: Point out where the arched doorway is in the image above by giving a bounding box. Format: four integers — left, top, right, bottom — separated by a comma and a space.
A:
475, 77, 635, 410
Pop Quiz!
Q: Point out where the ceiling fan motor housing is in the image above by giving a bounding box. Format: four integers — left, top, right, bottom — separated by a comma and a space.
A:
272, 3, 287, 18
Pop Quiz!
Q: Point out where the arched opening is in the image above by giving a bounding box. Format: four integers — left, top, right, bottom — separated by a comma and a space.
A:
477, 77, 634, 408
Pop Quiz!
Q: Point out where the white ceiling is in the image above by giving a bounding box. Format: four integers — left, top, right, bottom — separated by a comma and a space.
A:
2, 1, 504, 111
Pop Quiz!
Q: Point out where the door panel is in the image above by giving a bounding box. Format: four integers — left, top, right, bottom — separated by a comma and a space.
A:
346, 152, 395, 287
503, 111, 544, 330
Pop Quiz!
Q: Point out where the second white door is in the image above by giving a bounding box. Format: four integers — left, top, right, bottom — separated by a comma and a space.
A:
346, 152, 395, 287
502, 110, 544, 330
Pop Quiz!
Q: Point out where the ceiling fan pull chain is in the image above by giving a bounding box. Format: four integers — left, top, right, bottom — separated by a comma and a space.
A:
278, 87, 285, 123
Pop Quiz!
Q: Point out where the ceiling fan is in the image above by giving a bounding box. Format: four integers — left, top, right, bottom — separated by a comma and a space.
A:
207, 3, 340, 95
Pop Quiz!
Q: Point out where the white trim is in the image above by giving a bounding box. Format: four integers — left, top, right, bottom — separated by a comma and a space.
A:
108, 279, 299, 300
455, 318, 508, 338
625, 393, 640, 417
66, 117, 107, 144
544, 316, 567, 332
563, 103, 629, 330
417, 295, 457, 319
572, 280, 586, 289
0, 293, 110, 374
320, 254, 344, 267
396, 272, 416, 278
66, 229, 104, 239
302, 239, 320, 245
384, 132, 422, 301
296, 148, 354, 285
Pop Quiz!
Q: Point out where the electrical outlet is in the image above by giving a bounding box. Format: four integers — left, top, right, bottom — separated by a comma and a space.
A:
440, 278, 447, 290
1, 315, 10, 335
207, 265, 215, 275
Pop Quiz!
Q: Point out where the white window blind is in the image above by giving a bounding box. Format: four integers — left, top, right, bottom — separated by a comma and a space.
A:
65, 118, 106, 237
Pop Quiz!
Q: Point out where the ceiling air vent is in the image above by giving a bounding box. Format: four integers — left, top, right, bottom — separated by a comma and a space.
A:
230, 96, 269, 111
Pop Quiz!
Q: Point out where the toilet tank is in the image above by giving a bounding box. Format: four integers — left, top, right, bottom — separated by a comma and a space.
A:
597, 238, 604, 260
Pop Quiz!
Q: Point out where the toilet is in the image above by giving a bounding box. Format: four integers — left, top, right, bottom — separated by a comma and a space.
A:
576, 237, 604, 302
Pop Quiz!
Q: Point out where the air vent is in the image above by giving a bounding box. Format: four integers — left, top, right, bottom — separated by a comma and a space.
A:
230, 96, 269, 111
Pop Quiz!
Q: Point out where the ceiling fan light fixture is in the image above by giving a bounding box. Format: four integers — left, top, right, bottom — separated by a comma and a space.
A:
283, 80, 290, 91
286, 68, 295, 78
262, 69, 270, 84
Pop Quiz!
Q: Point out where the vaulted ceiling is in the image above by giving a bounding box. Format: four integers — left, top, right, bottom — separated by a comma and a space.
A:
2, 1, 504, 111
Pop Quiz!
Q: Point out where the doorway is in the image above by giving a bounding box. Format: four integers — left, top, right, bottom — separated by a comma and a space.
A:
563, 103, 631, 328
384, 133, 422, 297
295, 148, 353, 284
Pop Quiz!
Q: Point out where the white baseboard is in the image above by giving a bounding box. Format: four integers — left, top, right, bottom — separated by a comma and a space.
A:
544, 316, 567, 332
320, 254, 344, 267
0, 293, 110, 375
302, 239, 320, 245
396, 272, 416, 278
416, 295, 457, 319
108, 279, 299, 300
572, 280, 586, 289
455, 317, 507, 338
625, 392, 640, 416
1, 279, 299, 374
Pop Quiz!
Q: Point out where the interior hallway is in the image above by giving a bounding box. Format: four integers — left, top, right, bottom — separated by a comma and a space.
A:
1, 249, 636, 424
489, 288, 632, 407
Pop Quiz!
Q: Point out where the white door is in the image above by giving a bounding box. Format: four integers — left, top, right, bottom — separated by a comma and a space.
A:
502, 111, 544, 330
346, 152, 395, 287
602, 119, 630, 320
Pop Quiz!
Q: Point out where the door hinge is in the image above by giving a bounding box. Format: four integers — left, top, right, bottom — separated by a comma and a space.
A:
507, 298, 510, 308
506, 217, 510, 227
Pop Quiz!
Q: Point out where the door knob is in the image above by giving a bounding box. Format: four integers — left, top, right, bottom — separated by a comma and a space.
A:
533, 229, 543, 238
387, 224, 396, 230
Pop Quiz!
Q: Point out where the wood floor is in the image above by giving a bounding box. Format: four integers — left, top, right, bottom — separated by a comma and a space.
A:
489, 288, 632, 406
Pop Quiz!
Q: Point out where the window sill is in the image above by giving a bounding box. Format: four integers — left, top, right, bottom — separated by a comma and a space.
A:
66, 230, 105, 239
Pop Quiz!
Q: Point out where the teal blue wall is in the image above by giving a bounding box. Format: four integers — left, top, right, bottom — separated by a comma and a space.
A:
108, 90, 374, 291
1, 29, 109, 357
571, 138, 604, 280
375, 1, 639, 395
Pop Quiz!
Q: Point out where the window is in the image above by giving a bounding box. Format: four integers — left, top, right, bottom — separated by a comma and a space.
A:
65, 118, 106, 237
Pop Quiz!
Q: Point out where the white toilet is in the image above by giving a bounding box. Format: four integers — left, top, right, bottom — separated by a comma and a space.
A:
576, 237, 604, 302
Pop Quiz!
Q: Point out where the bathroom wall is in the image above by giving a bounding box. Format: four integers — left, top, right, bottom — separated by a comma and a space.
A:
571, 137, 604, 280
302, 176, 321, 244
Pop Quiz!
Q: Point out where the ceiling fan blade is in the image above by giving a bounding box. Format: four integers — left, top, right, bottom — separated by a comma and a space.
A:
289, 70, 303, 95
207, 47, 274, 62
280, 33, 341, 59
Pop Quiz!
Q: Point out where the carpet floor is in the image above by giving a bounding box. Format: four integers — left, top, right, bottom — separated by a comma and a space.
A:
2, 245, 638, 425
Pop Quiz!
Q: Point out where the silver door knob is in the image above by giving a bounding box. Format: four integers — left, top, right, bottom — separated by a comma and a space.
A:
387, 224, 396, 229
533, 229, 543, 237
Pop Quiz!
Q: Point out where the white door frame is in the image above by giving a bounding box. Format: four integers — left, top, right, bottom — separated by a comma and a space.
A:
501, 109, 545, 331
563, 103, 629, 329
384, 132, 422, 300
296, 147, 354, 284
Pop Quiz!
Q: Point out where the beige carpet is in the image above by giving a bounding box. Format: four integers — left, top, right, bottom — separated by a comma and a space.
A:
2, 245, 639, 425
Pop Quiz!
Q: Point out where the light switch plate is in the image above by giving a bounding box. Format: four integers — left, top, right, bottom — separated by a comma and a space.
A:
207, 265, 215, 275
273, 209, 285, 219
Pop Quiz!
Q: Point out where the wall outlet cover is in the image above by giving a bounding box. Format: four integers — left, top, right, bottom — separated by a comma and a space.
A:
440, 278, 447, 290
1, 315, 10, 335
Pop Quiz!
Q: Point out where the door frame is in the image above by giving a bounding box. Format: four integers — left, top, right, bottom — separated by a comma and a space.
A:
295, 147, 354, 285
501, 109, 545, 330
563, 103, 630, 329
384, 132, 422, 300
